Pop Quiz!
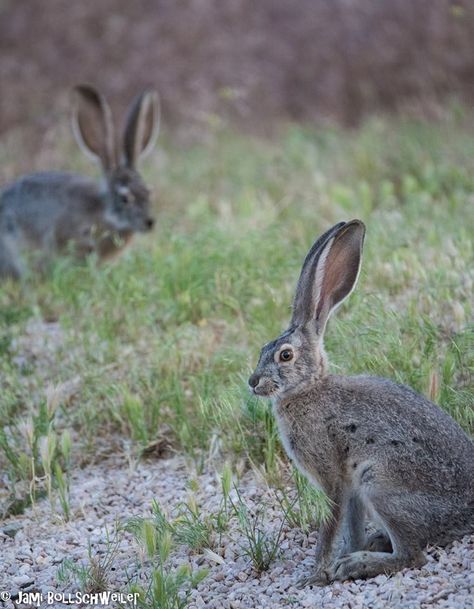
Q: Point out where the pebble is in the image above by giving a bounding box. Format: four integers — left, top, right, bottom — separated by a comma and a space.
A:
2, 523, 22, 538
12, 575, 34, 587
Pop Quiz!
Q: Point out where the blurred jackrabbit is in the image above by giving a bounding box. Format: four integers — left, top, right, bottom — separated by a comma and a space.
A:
249, 220, 474, 586
0, 85, 159, 278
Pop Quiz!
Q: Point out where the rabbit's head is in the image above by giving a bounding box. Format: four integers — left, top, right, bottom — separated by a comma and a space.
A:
106, 166, 154, 232
72, 85, 160, 232
249, 220, 365, 399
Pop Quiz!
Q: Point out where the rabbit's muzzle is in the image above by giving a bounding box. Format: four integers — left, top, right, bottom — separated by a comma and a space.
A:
134, 215, 155, 232
248, 373, 278, 397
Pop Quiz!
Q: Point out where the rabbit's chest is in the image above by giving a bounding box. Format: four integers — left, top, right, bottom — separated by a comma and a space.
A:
274, 406, 332, 493
97, 231, 133, 259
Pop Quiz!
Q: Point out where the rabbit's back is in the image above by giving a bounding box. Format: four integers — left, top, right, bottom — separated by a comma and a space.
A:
0, 172, 104, 248
276, 374, 474, 499
1, 172, 102, 218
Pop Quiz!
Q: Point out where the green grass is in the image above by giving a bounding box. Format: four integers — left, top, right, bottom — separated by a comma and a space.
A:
0, 114, 473, 516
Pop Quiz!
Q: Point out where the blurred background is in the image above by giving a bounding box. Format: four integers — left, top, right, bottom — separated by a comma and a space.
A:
1, 0, 474, 151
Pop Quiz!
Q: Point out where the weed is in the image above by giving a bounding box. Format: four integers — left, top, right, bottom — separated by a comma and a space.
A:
122, 391, 150, 448
229, 485, 287, 573
57, 524, 123, 593
0, 385, 72, 519
174, 496, 215, 552
276, 469, 331, 533
127, 518, 208, 609
214, 462, 233, 541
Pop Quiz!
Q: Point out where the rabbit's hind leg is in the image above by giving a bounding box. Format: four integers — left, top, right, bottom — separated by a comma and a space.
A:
330, 492, 427, 582
331, 545, 425, 582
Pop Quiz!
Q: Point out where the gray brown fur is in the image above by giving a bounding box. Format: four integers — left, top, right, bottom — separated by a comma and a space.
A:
249, 220, 474, 586
0, 85, 159, 279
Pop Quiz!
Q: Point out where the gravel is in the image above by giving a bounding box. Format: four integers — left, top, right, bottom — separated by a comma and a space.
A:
0, 454, 472, 609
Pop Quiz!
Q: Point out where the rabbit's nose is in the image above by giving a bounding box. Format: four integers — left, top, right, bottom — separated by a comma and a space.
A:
248, 374, 260, 389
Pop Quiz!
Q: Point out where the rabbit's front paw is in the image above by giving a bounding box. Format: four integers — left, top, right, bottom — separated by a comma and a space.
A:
296, 566, 332, 588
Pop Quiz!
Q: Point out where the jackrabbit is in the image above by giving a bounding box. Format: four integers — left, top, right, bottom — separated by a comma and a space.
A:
249, 220, 474, 586
0, 85, 160, 278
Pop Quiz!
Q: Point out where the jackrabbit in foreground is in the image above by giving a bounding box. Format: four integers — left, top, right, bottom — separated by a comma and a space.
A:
249, 220, 474, 586
0, 85, 159, 279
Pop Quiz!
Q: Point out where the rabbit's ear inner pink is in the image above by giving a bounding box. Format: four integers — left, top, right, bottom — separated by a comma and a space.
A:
291, 220, 365, 332
122, 90, 160, 168
72, 85, 116, 172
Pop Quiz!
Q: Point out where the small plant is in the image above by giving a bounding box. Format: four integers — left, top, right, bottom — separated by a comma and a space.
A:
39, 429, 57, 511
276, 469, 331, 533
0, 385, 73, 519
122, 391, 150, 448
128, 518, 208, 609
229, 485, 287, 573
152, 499, 174, 537
57, 523, 123, 593
214, 462, 233, 541
129, 495, 215, 554
56, 429, 73, 520
174, 496, 215, 552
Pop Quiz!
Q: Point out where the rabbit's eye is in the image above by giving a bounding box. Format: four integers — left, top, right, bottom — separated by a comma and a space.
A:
279, 349, 293, 362
117, 186, 133, 205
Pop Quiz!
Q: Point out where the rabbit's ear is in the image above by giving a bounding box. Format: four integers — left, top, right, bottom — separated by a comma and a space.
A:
72, 85, 116, 171
122, 90, 160, 168
291, 220, 365, 331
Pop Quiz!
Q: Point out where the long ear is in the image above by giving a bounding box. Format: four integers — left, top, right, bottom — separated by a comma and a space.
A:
72, 85, 116, 171
122, 90, 160, 168
291, 220, 365, 331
